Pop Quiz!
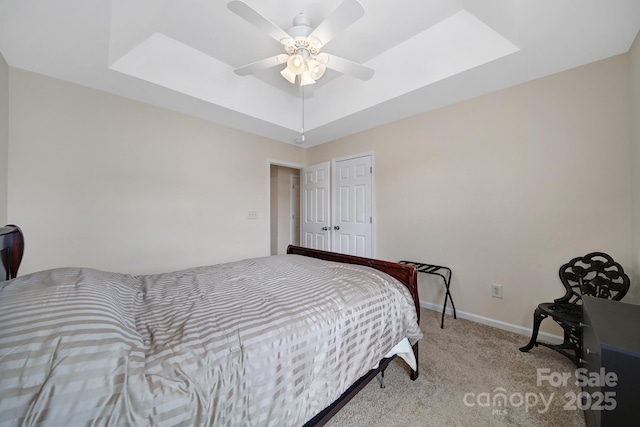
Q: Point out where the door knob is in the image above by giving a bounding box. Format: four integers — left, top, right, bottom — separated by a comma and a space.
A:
321, 227, 329, 231
334, 226, 340, 230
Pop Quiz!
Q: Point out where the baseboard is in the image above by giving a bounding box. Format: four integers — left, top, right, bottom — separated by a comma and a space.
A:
419, 300, 563, 344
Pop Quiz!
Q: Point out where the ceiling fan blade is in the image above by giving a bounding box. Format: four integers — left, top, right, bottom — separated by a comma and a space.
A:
325, 54, 374, 81
227, 1, 292, 45
234, 55, 288, 76
308, 0, 364, 48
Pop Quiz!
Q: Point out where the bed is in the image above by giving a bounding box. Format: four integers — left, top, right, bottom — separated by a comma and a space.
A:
0, 229, 422, 426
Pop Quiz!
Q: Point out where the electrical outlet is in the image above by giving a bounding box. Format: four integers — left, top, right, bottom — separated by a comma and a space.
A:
247, 210, 258, 219
491, 284, 503, 299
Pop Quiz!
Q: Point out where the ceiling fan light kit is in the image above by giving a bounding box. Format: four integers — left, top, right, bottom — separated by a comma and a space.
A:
279, 34, 326, 86
280, 45, 327, 85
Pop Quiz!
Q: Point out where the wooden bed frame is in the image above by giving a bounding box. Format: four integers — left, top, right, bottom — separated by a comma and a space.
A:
287, 245, 420, 426
0, 224, 24, 281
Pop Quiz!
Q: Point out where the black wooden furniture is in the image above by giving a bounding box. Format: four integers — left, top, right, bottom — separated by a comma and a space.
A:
581, 296, 640, 427
519, 252, 630, 365
0, 224, 24, 281
399, 260, 456, 328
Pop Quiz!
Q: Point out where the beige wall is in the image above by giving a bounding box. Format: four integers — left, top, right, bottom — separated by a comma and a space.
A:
631, 31, 640, 303
8, 69, 305, 275
0, 52, 8, 225
4, 47, 637, 334
308, 54, 634, 333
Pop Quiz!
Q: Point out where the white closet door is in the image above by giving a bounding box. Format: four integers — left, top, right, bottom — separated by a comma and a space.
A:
301, 162, 331, 251
332, 155, 373, 257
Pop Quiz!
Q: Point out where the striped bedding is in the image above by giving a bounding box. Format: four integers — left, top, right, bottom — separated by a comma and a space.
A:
0, 254, 422, 426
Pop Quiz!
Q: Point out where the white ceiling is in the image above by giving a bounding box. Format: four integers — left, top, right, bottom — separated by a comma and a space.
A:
1, 0, 639, 147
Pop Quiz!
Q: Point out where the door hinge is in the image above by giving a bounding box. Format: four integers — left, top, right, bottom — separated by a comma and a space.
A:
370, 166, 372, 174
370, 217, 372, 223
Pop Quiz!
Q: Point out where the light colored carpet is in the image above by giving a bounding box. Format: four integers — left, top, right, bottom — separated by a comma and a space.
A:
325, 308, 586, 427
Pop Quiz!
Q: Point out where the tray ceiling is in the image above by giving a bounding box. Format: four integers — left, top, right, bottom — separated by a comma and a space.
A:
1, 0, 639, 146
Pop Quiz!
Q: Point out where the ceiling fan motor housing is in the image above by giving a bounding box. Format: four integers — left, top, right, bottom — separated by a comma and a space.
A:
288, 13, 313, 37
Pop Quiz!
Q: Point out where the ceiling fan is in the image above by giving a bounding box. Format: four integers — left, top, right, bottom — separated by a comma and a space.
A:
227, 0, 374, 86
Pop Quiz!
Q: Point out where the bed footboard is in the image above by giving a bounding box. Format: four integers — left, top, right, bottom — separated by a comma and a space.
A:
287, 245, 421, 426
287, 245, 420, 376
286, 245, 420, 323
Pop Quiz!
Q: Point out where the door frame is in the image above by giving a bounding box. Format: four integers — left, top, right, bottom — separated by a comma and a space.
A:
267, 159, 304, 256
267, 154, 375, 257
331, 151, 376, 258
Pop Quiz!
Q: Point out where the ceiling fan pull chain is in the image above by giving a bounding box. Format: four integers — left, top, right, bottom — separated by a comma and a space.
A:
301, 84, 305, 142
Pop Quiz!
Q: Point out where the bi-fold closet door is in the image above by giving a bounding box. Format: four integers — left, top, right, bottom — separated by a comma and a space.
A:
301, 154, 373, 257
